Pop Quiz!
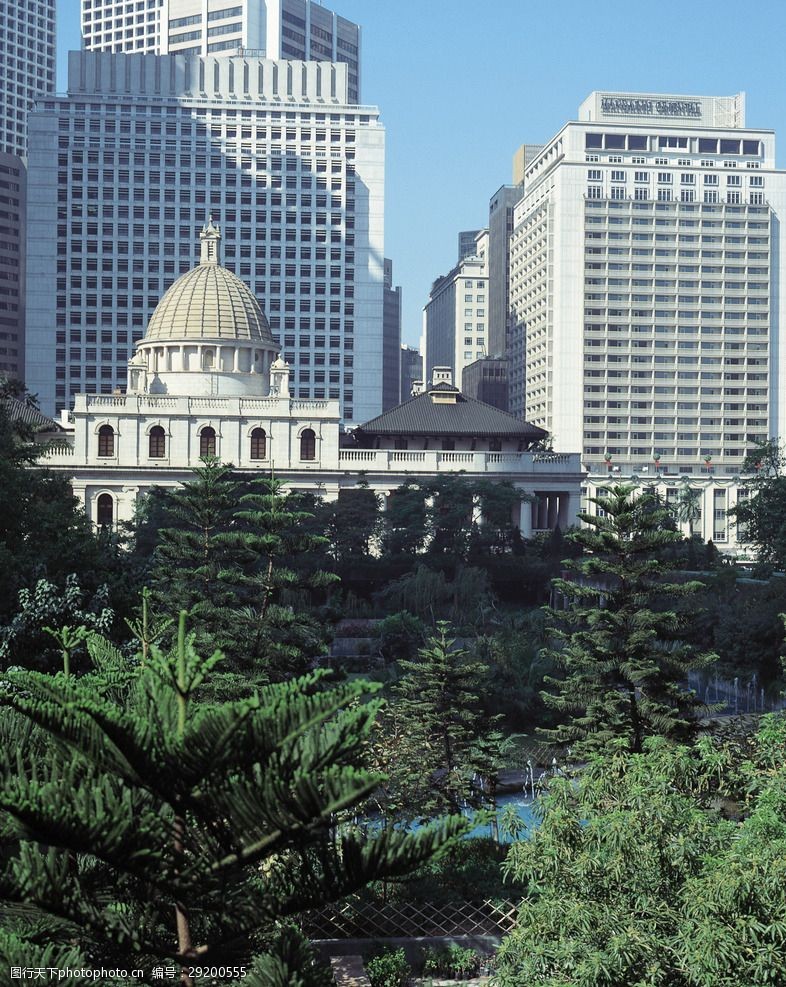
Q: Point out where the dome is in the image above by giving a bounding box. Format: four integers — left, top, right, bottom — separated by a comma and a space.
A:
143, 220, 275, 345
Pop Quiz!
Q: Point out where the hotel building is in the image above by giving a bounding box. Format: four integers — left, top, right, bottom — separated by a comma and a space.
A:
508, 92, 786, 550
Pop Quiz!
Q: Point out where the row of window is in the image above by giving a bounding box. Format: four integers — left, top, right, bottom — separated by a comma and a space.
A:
587, 187, 765, 204
96, 424, 317, 460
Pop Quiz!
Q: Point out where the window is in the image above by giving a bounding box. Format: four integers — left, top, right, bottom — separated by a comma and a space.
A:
98, 424, 115, 457
250, 427, 267, 460
200, 426, 216, 457
300, 428, 316, 460
96, 493, 113, 527
489, 438, 502, 452
441, 438, 455, 451
148, 425, 165, 458
394, 437, 408, 450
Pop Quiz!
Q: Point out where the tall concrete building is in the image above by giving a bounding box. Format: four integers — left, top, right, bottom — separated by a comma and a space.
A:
26, 51, 384, 421
487, 184, 524, 362
0, 0, 56, 157
0, 0, 56, 381
423, 229, 488, 386
508, 91, 786, 549
399, 343, 421, 402
510, 92, 784, 468
461, 356, 508, 411
382, 257, 401, 410
81, 0, 361, 102
457, 228, 481, 262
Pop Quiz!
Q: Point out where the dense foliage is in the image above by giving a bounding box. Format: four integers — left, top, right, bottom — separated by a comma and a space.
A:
0, 618, 466, 985
541, 485, 714, 754
496, 719, 786, 986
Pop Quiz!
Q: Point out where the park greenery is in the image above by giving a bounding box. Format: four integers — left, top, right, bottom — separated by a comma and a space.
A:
2, 388, 786, 982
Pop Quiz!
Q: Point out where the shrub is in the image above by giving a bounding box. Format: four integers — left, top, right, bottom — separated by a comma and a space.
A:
422, 943, 480, 979
366, 947, 411, 987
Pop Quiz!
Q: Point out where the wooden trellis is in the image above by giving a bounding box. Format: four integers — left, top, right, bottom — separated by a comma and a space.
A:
302, 898, 518, 939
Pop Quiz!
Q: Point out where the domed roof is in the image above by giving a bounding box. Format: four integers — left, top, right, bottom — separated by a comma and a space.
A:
143, 221, 275, 346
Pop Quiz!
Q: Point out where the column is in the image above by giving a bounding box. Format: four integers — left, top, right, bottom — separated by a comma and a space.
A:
519, 496, 533, 538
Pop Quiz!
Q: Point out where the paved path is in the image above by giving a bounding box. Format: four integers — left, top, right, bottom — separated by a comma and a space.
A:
330, 955, 371, 986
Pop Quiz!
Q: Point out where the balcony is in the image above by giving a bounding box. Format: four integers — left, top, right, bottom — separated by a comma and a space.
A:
338, 449, 581, 475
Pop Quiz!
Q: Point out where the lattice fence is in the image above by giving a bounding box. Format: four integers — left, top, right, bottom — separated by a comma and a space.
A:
302, 899, 518, 940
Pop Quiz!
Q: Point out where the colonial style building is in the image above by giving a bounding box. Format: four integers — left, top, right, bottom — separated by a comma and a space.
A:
41, 223, 585, 535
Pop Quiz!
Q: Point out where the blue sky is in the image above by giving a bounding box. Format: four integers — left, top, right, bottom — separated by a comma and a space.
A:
56, 0, 786, 345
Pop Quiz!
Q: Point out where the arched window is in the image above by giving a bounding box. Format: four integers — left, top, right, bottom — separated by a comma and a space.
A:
96, 493, 114, 527
250, 427, 266, 460
98, 424, 115, 457
200, 426, 217, 458
202, 348, 215, 369
300, 428, 316, 461
149, 425, 166, 458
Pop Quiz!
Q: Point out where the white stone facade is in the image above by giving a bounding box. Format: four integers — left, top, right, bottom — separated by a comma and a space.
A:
582, 470, 753, 557
40, 224, 585, 534
25, 50, 384, 424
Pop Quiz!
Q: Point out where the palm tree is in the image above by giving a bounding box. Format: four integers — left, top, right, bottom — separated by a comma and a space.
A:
674, 484, 702, 538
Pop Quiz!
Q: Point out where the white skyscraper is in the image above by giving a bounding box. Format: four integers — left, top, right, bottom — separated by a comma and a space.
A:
81, 0, 361, 102
508, 91, 786, 550
25, 51, 384, 422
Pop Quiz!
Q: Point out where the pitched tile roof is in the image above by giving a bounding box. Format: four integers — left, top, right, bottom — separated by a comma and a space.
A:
355, 390, 547, 440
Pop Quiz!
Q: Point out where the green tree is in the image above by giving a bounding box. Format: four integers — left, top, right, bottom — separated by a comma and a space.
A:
0, 574, 114, 671
231, 472, 339, 680
0, 616, 466, 985
674, 482, 703, 538
541, 485, 712, 755
0, 396, 119, 624
380, 480, 428, 559
386, 623, 502, 818
149, 457, 248, 647
495, 722, 786, 987
731, 438, 786, 571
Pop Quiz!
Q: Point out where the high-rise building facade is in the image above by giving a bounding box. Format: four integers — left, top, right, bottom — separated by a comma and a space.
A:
487, 184, 524, 363
0, 154, 26, 378
0, 0, 56, 157
26, 51, 384, 421
399, 343, 422, 402
509, 92, 786, 484
382, 257, 401, 410
461, 356, 508, 411
423, 229, 488, 385
0, 0, 56, 381
457, 228, 481, 262
81, 0, 361, 102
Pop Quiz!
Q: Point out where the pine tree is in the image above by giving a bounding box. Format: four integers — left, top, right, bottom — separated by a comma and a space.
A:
0, 617, 466, 985
387, 623, 502, 818
231, 472, 339, 680
540, 485, 713, 755
150, 457, 248, 648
